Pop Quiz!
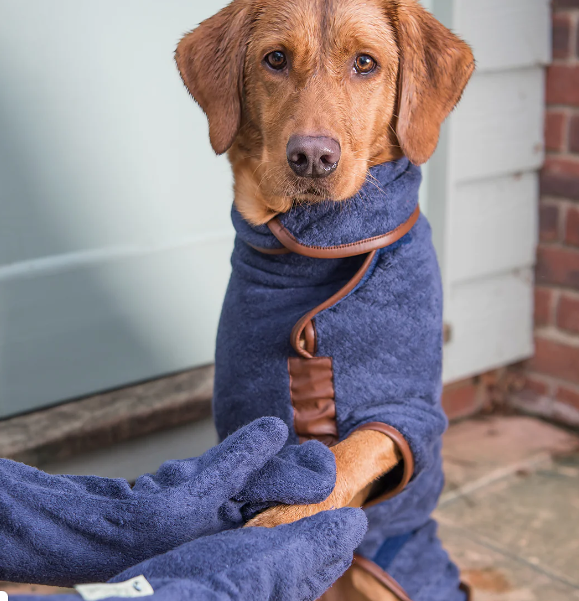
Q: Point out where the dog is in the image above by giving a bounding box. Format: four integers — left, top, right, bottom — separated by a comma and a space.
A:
176, 1, 474, 599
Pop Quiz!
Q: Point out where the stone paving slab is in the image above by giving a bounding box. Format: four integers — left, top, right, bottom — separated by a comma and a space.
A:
439, 415, 579, 600
441, 416, 579, 501
42, 416, 218, 482
0, 365, 213, 466
439, 524, 579, 601
438, 457, 579, 585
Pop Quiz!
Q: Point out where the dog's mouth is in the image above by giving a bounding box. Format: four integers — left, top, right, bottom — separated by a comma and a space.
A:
303, 186, 326, 197
290, 184, 334, 203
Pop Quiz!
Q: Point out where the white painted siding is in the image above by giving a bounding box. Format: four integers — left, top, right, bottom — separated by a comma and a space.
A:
0, 1, 232, 417
451, 69, 545, 182
447, 174, 539, 283
430, 0, 550, 382
444, 269, 535, 383
455, 0, 551, 73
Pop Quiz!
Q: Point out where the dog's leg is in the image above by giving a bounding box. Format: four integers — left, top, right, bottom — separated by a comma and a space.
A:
245, 430, 400, 528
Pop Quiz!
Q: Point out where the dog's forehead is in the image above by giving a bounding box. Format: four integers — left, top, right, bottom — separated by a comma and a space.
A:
252, 0, 396, 54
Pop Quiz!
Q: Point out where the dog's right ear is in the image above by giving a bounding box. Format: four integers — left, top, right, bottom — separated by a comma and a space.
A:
175, 1, 252, 155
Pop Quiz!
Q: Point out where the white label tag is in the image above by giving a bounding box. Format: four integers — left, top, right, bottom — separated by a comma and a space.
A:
74, 576, 154, 600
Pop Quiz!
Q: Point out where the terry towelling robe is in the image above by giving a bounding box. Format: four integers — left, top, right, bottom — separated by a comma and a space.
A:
214, 157, 469, 601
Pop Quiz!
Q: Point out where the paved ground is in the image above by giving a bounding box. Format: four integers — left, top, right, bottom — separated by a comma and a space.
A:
438, 416, 579, 600
2, 415, 578, 599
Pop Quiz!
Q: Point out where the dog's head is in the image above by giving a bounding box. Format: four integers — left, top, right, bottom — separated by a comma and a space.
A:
176, 0, 474, 224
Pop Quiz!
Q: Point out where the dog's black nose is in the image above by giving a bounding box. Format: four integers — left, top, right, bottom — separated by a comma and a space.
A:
286, 136, 341, 178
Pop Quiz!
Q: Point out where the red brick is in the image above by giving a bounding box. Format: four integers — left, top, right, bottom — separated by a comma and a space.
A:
553, 13, 572, 59
557, 384, 579, 411
535, 287, 554, 327
539, 204, 560, 242
569, 115, 579, 154
536, 245, 579, 288
554, 0, 579, 9
531, 336, 579, 385
524, 374, 550, 396
541, 157, 579, 200
546, 65, 579, 107
546, 111, 567, 152
544, 156, 579, 177
566, 205, 579, 246
557, 293, 579, 335
442, 378, 485, 421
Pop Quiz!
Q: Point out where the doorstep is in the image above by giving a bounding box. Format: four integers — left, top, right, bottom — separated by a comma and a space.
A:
0, 365, 214, 467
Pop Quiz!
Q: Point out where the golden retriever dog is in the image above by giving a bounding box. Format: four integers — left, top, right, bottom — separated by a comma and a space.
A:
176, 1, 474, 599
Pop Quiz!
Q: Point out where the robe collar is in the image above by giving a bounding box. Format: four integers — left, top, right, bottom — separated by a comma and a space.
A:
232, 157, 421, 258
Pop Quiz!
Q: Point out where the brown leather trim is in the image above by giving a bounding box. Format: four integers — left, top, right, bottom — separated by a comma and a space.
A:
460, 582, 472, 601
288, 356, 338, 446
279, 206, 421, 458
353, 555, 414, 601
268, 206, 420, 258
247, 243, 291, 255
291, 251, 378, 359
287, 251, 377, 444
353, 422, 415, 507
352, 556, 471, 601
303, 320, 317, 355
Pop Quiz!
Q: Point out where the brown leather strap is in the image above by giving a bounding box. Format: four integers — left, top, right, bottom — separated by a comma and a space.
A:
352, 556, 471, 601
353, 555, 414, 601
354, 422, 415, 506
268, 206, 420, 258
288, 209, 420, 358
460, 581, 473, 601
291, 250, 378, 359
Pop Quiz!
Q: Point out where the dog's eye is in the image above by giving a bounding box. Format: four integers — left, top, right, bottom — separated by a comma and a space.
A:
265, 51, 287, 71
354, 54, 377, 74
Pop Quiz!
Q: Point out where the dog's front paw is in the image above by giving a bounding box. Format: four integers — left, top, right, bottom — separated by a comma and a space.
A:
245, 501, 333, 528
245, 485, 354, 528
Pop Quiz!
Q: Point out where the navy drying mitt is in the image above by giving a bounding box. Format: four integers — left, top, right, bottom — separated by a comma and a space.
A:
0, 417, 336, 585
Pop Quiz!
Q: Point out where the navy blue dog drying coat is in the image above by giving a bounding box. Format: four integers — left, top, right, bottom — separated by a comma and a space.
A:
214, 157, 469, 601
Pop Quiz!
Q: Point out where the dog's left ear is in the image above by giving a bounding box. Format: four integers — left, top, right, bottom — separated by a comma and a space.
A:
175, 1, 252, 155
394, 1, 475, 165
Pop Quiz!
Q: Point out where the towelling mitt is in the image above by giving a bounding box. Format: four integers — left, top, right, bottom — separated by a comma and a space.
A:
0, 418, 336, 586
11, 509, 368, 601
214, 157, 467, 599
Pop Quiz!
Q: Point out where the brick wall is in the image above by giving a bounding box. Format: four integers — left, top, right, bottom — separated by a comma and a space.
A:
515, 0, 579, 427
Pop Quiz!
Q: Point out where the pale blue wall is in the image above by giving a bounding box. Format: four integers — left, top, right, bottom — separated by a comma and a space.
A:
0, 1, 232, 417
